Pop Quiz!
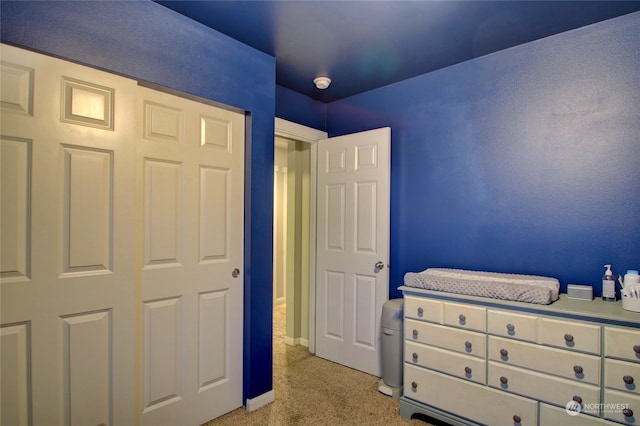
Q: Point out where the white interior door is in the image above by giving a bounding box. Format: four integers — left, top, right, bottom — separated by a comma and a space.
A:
1, 43, 138, 425
137, 86, 244, 425
315, 127, 390, 376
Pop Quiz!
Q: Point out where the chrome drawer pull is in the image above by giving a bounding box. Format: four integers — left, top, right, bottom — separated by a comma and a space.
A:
512, 415, 522, 424
506, 323, 515, 332
500, 348, 508, 357
417, 307, 424, 315
623, 408, 634, 418
573, 365, 583, 374
412, 352, 419, 361
412, 329, 418, 338
634, 344, 640, 354
572, 395, 582, 404
564, 333, 574, 343
411, 381, 418, 390
499, 376, 508, 385
464, 341, 472, 349
458, 314, 466, 323
623, 375, 634, 385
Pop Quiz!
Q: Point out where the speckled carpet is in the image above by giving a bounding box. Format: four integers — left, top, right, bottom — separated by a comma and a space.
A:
202, 304, 434, 426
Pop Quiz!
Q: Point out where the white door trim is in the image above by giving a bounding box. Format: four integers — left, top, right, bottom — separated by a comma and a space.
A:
274, 118, 327, 354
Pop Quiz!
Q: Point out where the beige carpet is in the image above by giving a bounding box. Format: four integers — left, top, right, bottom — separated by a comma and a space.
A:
202, 304, 434, 426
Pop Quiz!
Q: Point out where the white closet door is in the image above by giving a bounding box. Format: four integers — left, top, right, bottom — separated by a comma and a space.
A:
1, 44, 245, 426
1, 43, 138, 425
316, 127, 390, 376
137, 86, 244, 425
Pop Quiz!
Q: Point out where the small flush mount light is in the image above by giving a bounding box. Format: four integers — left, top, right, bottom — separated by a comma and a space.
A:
313, 77, 331, 90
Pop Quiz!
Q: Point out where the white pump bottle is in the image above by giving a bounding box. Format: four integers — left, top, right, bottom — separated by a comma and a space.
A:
602, 264, 616, 302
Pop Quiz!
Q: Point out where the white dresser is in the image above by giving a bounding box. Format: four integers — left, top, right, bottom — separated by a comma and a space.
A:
400, 287, 640, 426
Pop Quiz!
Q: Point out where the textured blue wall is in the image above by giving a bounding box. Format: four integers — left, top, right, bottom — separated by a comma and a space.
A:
328, 12, 640, 299
276, 84, 327, 131
1, 0, 274, 403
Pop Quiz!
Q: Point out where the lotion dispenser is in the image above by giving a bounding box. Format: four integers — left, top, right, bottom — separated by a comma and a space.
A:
602, 264, 616, 301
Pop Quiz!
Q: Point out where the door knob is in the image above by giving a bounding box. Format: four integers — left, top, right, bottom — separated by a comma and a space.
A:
232, 268, 240, 278
375, 261, 384, 270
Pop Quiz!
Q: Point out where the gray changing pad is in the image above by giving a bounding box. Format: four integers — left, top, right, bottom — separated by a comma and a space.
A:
404, 268, 560, 305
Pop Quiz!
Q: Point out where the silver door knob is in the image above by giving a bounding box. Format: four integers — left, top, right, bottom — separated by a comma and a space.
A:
375, 261, 384, 270
232, 268, 240, 278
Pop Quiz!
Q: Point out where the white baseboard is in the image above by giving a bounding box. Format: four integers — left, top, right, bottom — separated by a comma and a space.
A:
284, 336, 309, 347
284, 336, 298, 346
245, 389, 275, 412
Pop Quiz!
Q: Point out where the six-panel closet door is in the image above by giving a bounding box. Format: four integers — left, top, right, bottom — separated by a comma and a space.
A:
0, 44, 244, 426
1, 43, 138, 426
137, 86, 244, 426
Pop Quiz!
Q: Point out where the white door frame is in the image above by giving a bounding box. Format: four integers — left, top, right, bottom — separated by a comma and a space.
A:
274, 118, 327, 354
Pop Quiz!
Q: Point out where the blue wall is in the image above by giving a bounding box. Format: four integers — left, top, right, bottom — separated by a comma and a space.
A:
1, 0, 274, 403
327, 12, 640, 299
276, 84, 327, 131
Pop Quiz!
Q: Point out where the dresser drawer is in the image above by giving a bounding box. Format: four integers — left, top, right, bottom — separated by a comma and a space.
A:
405, 364, 538, 426
605, 358, 640, 395
487, 310, 537, 342
443, 301, 486, 332
405, 340, 486, 384
540, 403, 611, 426
604, 327, 640, 362
489, 336, 601, 385
406, 319, 486, 358
603, 389, 640, 424
488, 361, 601, 408
404, 295, 442, 323
539, 318, 601, 355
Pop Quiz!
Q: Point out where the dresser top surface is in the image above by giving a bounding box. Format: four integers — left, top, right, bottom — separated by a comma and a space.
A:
400, 286, 640, 327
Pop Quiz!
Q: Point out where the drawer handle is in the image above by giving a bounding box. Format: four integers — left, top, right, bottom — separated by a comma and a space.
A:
465, 341, 472, 350
412, 352, 418, 361
506, 323, 515, 332
500, 348, 508, 357
512, 415, 522, 424
623, 375, 634, 385
411, 381, 418, 390
634, 344, 640, 354
417, 307, 424, 315
572, 395, 583, 404
464, 366, 472, 374
623, 408, 634, 418
573, 365, 583, 374
412, 329, 419, 338
564, 333, 574, 343
458, 314, 466, 323
500, 376, 508, 385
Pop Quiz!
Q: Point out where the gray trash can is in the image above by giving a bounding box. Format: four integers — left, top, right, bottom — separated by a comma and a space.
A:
378, 298, 403, 398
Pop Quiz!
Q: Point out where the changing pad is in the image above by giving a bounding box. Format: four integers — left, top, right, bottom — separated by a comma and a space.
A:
404, 268, 560, 305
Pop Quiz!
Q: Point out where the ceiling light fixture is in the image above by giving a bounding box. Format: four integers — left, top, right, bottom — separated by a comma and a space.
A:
313, 77, 331, 90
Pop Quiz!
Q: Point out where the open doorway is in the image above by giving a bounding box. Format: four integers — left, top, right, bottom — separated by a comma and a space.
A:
273, 118, 327, 351
273, 136, 311, 346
